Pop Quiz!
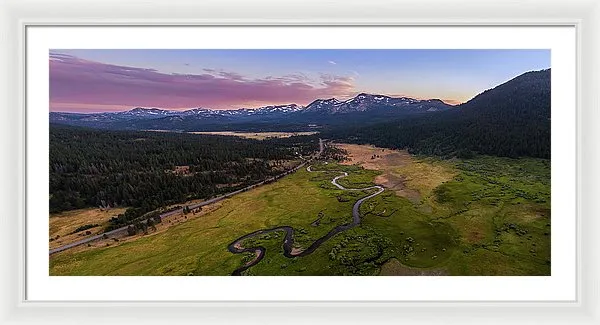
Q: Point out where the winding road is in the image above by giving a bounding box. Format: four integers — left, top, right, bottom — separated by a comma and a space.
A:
227, 164, 385, 275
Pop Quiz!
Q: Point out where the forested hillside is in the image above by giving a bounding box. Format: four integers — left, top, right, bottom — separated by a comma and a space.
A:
50, 125, 318, 228
325, 69, 551, 158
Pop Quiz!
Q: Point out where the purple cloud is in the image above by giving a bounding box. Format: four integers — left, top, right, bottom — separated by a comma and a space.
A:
50, 53, 356, 112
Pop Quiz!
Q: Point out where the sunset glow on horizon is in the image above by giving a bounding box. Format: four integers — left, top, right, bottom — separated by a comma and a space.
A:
50, 49, 550, 113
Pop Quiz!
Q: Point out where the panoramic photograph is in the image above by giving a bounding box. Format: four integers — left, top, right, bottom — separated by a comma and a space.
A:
48, 49, 551, 276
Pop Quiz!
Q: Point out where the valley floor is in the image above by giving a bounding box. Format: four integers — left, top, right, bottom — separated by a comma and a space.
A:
187, 131, 318, 140
49, 144, 550, 276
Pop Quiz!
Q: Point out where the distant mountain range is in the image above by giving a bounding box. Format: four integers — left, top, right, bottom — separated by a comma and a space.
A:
49, 93, 454, 131
50, 104, 303, 121
303, 93, 449, 113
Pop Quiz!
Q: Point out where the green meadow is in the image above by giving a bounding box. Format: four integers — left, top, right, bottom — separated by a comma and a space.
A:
50, 154, 550, 276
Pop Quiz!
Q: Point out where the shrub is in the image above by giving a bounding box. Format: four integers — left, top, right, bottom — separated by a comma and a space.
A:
72, 224, 99, 234
127, 225, 137, 236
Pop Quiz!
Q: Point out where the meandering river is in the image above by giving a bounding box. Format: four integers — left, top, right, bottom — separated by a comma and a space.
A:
227, 165, 384, 275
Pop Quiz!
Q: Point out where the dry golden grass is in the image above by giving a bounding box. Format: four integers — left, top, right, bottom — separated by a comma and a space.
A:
337, 143, 410, 170
49, 194, 224, 252
393, 159, 457, 198
448, 208, 495, 244
335, 143, 456, 204
49, 207, 127, 249
188, 131, 317, 140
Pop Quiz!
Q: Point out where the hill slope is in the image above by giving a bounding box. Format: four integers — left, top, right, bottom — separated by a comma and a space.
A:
326, 69, 551, 158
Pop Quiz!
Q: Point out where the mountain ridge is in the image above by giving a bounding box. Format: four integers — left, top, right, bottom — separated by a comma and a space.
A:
51, 92, 454, 116
49, 93, 454, 130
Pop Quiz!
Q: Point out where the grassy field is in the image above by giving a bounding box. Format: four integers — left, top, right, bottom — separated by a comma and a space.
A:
50, 146, 550, 276
359, 155, 550, 275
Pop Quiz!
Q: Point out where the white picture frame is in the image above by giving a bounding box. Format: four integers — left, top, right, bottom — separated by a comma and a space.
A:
1, 0, 599, 324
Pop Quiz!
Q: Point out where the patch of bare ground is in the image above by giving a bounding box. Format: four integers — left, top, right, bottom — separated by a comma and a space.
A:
374, 174, 421, 204
466, 231, 486, 243
518, 206, 551, 223
54, 201, 224, 255
268, 159, 303, 173
216, 183, 243, 189
290, 247, 304, 255
379, 258, 447, 276
335, 143, 456, 204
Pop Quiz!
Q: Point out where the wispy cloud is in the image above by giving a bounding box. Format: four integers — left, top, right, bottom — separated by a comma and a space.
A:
328, 60, 337, 65
50, 53, 356, 112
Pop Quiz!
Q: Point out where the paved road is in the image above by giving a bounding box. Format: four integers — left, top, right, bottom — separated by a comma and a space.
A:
49, 138, 325, 256
227, 163, 385, 275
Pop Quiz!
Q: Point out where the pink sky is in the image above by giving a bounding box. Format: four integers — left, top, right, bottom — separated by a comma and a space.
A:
50, 53, 357, 112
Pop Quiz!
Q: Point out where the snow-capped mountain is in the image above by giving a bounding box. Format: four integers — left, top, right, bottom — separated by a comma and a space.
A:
304, 93, 450, 114
90, 104, 305, 119
181, 104, 303, 117
49, 94, 453, 131
249, 104, 303, 114
122, 107, 181, 117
